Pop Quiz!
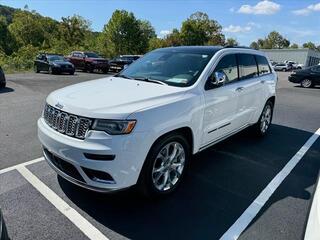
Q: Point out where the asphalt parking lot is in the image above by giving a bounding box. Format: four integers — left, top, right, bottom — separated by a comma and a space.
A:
0, 71, 319, 240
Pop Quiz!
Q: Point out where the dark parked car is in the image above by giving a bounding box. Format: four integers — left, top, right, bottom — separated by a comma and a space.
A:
34, 54, 75, 75
288, 65, 320, 88
109, 55, 141, 72
66, 51, 109, 73
0, 66, 6, 88
0, 209, 9, 240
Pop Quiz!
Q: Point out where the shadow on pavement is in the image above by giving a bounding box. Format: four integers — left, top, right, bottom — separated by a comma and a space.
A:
0, 87, 14, 94
58, 124, 318, 240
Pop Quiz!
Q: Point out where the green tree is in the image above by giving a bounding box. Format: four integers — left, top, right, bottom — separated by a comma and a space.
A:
8, 10, 45, 47
290, 43, 299, 49
264, 31, 290, 49
180, 12, 224, 46
58, 15, 91, 47
225, 38, 238, 46
148, 37, 166, 51
101, 10, 153, 56
303, 42, 316, 50
0, 16, 16, 54
250, 41, 259, 50
164, 28, 182, 46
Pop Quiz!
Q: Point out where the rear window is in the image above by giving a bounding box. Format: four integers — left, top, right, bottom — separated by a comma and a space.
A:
256, 55, 271, 75
238, 54, 258, 80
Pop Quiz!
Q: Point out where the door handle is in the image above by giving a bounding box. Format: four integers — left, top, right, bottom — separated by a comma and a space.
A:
235, 87, 244, 92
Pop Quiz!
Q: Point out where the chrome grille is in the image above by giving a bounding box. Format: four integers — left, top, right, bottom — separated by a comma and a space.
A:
43, 104, 92, 139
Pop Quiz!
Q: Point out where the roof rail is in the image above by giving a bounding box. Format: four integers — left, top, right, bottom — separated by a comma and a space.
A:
224, 45, 253, 49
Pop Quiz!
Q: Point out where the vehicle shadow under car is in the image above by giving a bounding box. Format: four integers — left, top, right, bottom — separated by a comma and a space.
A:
57, 124, 318, 240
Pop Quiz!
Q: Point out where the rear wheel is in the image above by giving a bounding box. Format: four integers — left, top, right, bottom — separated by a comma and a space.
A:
251, 100, 274, 137
301, 78, 313, 88
0, 82, 5, 88
138, 133, 190, 198
282, 68, 286, 72
102, 68, 109, 74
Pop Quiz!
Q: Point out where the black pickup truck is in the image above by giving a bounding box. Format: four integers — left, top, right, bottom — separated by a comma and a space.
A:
109, 55, 141, 72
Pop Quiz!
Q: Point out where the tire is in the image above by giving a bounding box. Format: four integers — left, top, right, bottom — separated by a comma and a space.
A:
301, 78, 313, 88
102, 68, 109, 74
70, 71, 75, 75
251, 100, 274, 137
282, 68, 286, 72
34, 65, 40, 73
48, 66, 53, 74
137, 133, 191, 198
0, 82, 5, 88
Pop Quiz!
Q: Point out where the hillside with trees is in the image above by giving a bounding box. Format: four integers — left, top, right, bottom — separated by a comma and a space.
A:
0, 4, 319, 73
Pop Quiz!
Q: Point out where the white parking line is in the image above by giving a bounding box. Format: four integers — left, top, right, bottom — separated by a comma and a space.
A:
220, 128, 320, 240
0, 157, 44, 175
17, 166, 109, 240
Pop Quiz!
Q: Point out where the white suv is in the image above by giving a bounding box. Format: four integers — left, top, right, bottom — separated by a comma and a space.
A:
38, 46, 277, 197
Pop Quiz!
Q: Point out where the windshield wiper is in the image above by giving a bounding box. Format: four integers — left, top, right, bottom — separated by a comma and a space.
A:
133, 77, 168, 85
114, 74, 133, 80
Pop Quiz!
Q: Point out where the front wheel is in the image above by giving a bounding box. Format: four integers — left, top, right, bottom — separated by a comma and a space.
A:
138, 134, 190, 198
251, 100, 274, 137
301, 78, 313, 88
34, 65, 40, 73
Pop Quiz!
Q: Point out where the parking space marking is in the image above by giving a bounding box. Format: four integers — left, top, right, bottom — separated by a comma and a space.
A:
0, 157, 44, 175
220, 128, 320, 240
17, 166, 109, 240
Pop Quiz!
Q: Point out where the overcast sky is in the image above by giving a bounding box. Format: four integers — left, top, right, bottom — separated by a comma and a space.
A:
1, 0, 320, 46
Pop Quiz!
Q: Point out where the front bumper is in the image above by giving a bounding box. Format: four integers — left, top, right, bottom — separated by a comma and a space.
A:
288, 75, 301, 83
38, 118, 151, 192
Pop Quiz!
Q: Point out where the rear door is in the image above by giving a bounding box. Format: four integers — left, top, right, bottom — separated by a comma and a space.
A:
233, 53, 261, 129
311, 66, 320, 84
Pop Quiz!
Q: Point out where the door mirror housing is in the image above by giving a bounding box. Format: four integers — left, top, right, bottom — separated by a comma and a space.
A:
206, 71, 227, 90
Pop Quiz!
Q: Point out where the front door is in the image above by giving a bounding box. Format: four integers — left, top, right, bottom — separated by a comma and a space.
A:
201, 54, 240, 146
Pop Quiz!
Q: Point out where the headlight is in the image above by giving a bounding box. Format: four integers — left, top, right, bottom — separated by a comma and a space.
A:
92, 119, 136, 135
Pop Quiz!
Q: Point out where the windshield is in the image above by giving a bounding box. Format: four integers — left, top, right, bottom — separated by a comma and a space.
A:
120, 50, 213, 87
85, 52, 100, 58
48, 55, 65, 62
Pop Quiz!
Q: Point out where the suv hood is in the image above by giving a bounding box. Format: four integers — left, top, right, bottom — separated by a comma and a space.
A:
46, 77, 187, 119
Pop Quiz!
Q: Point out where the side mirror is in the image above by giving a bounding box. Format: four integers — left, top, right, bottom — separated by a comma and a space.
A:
207, 71, 226, 89
123, 64, 129, 70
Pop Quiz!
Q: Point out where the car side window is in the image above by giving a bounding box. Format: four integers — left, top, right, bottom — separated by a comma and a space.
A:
213, 54, 238, 83
312, 66, 320, 73
238, 54, 259, 80
256, 55, 271, 76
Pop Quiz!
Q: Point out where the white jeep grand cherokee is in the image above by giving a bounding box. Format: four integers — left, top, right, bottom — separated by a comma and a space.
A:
38, 46, 277, 197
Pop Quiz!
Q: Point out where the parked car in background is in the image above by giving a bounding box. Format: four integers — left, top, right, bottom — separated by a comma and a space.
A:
288, 65, 320, 88
0, 66, 6, 88
0, 209, 9, 240
274, 63, 291, 72
284, 60, 303, 69
38, 46, 276, 198
34, 54, 75, 75
108, 55, 141, 72
66, 51, 109, 73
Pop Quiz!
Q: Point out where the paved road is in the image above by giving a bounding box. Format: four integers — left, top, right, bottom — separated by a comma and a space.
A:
0, 71, 319, 240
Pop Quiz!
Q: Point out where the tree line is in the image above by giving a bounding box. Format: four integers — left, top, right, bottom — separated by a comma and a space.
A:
0, 4, 319, 72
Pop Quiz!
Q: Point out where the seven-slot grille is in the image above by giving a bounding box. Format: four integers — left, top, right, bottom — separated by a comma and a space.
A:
43, 104, 92, 139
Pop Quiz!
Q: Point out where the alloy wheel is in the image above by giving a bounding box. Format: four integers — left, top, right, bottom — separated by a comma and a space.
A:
260, 105, 272, 133
152, 141, 186, 191
301, 79, 312, 88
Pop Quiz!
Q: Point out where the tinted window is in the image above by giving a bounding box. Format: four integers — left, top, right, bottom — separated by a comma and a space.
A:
312, 66, 320, 72
238, 54, 258, 80
214, 54, 238, 83
256, 55, 271, 75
